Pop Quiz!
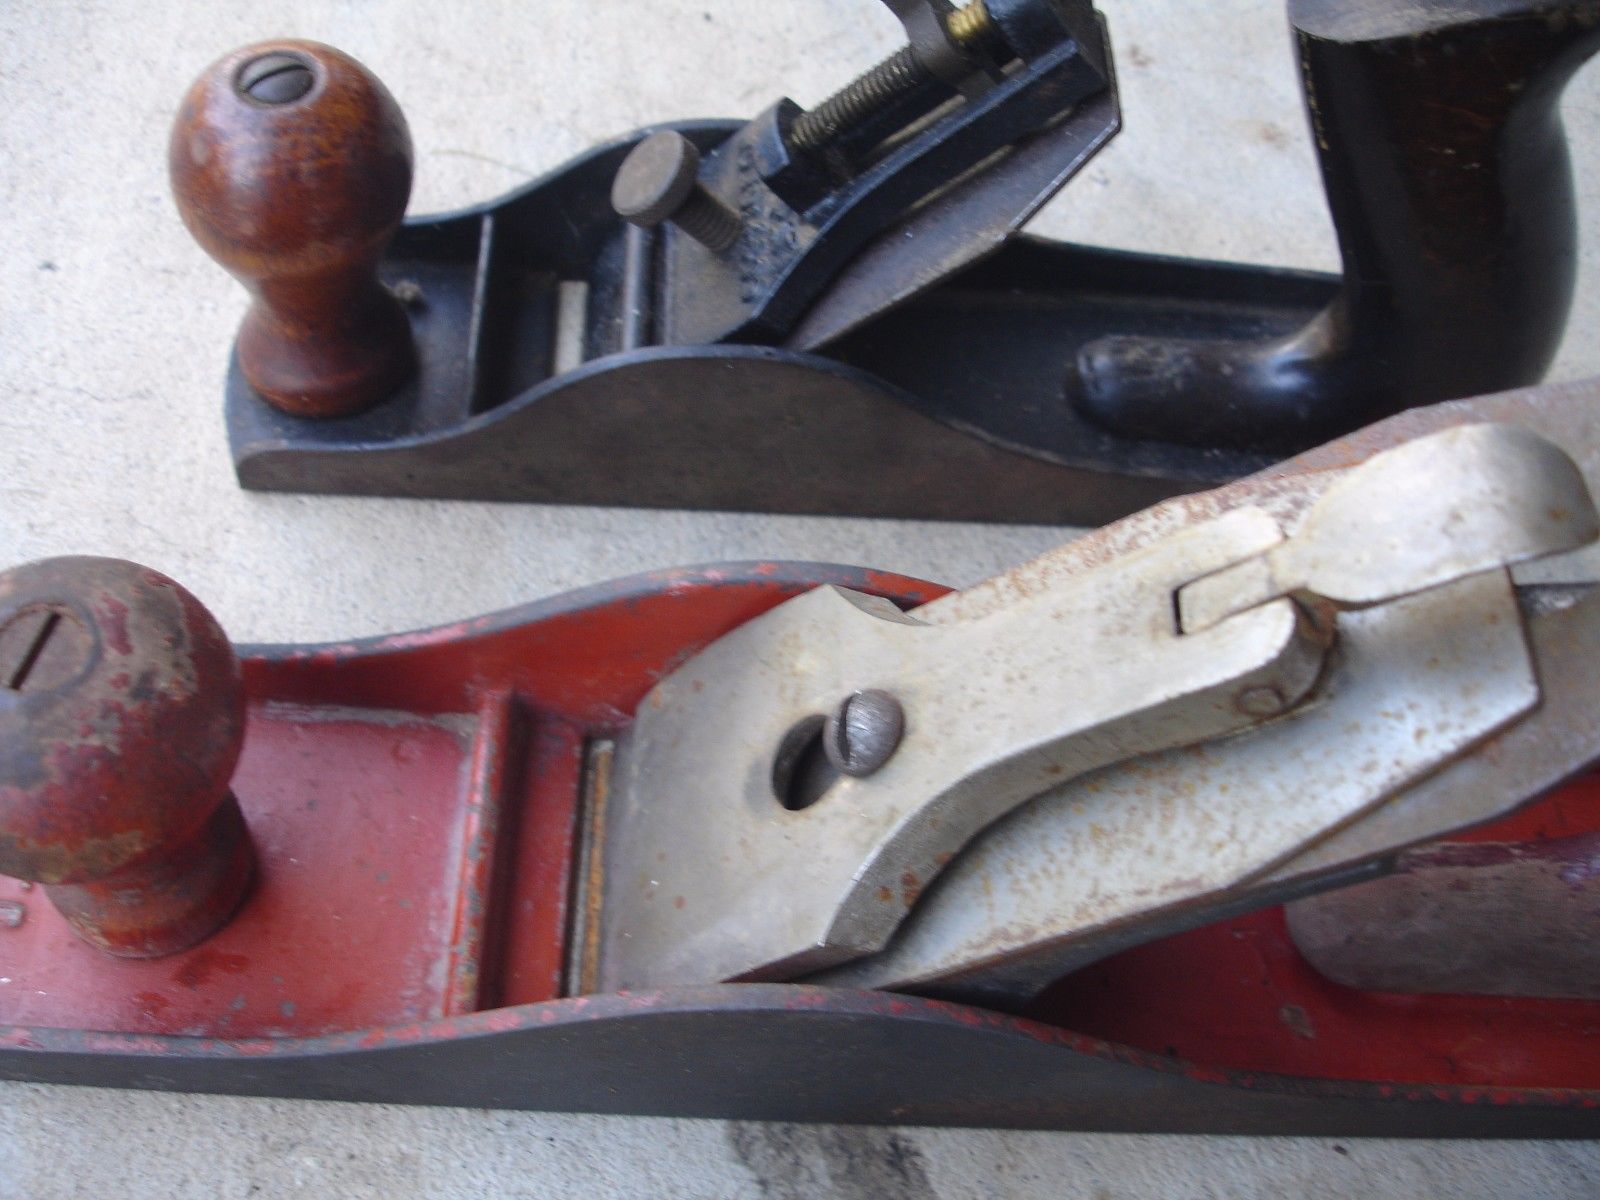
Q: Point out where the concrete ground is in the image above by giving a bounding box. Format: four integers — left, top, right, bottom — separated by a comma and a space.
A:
2, 0, 1599, 1195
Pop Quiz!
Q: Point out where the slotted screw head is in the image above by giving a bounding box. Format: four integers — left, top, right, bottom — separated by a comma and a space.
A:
237, 52, 316, 104
0, 605, 92, 694
823, 689, 906, 778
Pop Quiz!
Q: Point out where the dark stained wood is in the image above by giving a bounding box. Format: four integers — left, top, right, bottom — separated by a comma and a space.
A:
1070, 0, 1600, 454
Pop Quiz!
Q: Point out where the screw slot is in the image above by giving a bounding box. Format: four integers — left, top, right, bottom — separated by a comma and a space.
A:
0, 605, 92, 694
823, 689, 905, 777
237, 52, 316, 105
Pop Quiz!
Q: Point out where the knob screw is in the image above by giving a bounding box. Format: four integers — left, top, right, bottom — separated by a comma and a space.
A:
237, 52, 316, 104
0, 605, 92, 693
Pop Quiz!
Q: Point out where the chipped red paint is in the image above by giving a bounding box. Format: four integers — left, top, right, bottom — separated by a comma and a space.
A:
494, 718, 584, 1008
441, 688, 519, 1016
239, 563, 948, 721
1033, 813, 1600, 1093
0, 557, 253, 957
0, 704, 473, 1036
0, 562, 939, 1039
2, 559, 1599, 1131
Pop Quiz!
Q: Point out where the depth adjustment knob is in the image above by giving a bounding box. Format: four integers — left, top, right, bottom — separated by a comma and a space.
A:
0, 557, 255, 958
170, 40, 416, 418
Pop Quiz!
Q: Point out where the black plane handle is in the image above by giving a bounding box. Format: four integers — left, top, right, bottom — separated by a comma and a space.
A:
1069, 0, 1600, 454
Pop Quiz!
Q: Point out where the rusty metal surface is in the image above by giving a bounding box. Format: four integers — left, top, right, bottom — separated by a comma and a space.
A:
0, 555, 1598, 1131
0, 557, 253, 957
915, 378, 1600, 626
906, 381, 1600, 897
819, 571, 1542, 998
1177, 424, 1597, 628
1265, 584, 1600, 877
600, 508, 1329, 989
812, 386, 1600, 997
603, 421, 1595, 994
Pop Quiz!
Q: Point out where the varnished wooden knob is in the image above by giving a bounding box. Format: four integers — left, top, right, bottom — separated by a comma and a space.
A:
170, 40, 415, 418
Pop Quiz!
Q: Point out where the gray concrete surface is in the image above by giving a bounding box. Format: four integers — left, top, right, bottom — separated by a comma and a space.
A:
2, 0, 1599, 1195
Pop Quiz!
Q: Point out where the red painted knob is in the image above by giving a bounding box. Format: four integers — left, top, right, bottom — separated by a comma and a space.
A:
0, 557, 254, 958
170, 40, 415, 418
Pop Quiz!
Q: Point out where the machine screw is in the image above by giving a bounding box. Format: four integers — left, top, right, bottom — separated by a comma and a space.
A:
237, 52, 316, 104
823, 689, 906, 777
789, 0, 1007, 154
1234, 685, 1287, 718
0, 606, 91, 693
611, 131, 743, 252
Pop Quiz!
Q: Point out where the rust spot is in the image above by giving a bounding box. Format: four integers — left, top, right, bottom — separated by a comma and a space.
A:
900, 871, 923, 907
0, 826, 151, 886
673, 895, 685, 910
97, 596, 132, 655
1255, 120, 1290, 149
133, 991, 170, 1018
876, 885, 894, 903
172, 948, 250, 989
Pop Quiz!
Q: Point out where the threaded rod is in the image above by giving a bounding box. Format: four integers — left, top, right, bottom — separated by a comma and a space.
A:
674, 191, 742, 252
790, 45, 928, 153
788, 2, 1008, 155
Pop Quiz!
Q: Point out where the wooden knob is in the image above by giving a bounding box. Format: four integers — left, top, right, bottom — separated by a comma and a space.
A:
170, 40, 415, 418
0, 557, 254, 958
